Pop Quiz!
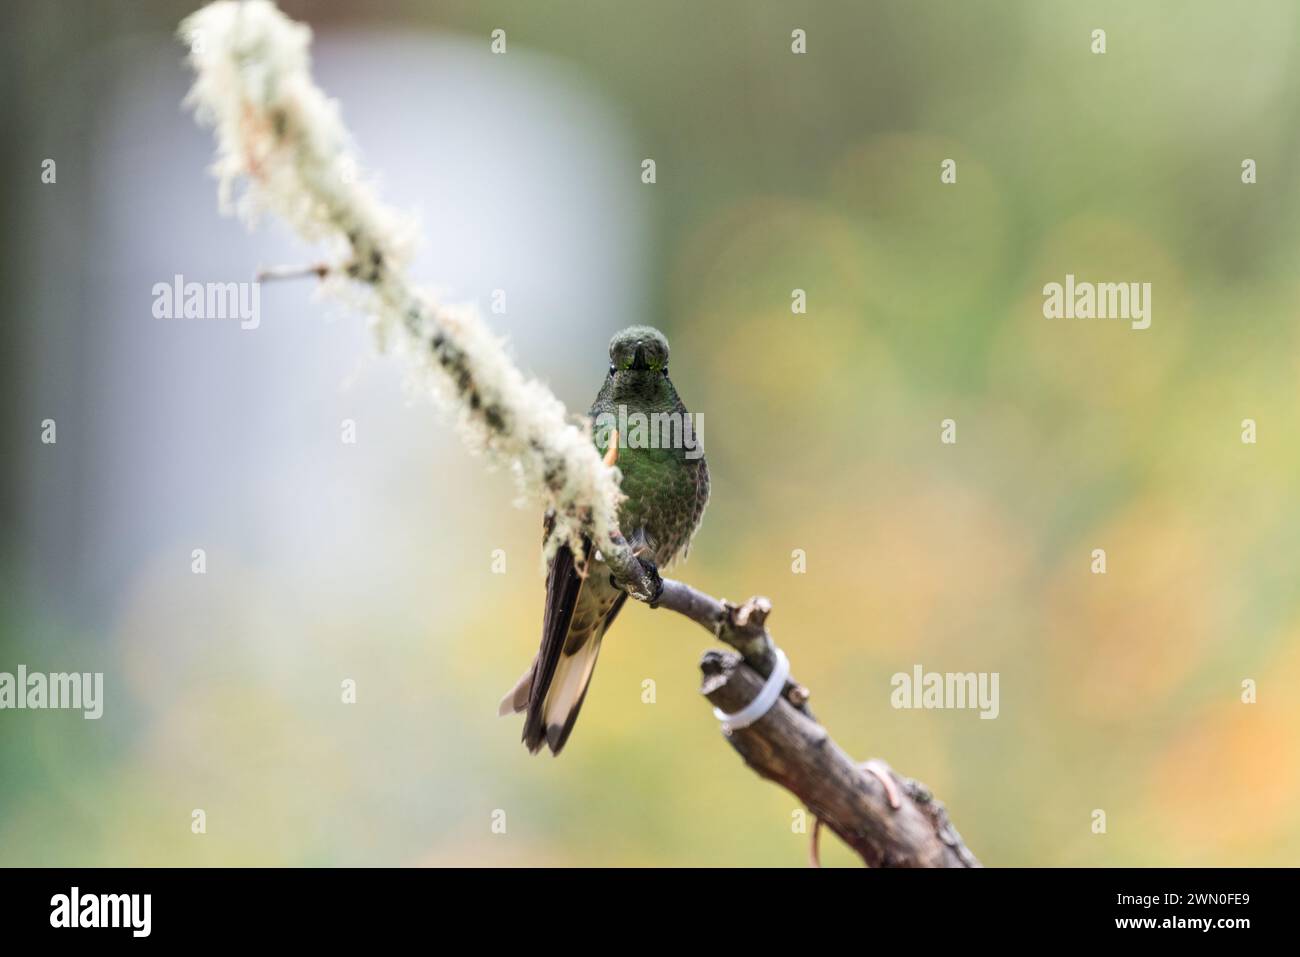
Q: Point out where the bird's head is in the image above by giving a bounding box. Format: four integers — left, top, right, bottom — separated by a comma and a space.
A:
607, 326, 670, 389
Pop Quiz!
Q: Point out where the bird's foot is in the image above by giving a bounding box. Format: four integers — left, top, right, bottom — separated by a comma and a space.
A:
643, 559, 665, 607
605, 529, 663, 604
606, 553, 662, 605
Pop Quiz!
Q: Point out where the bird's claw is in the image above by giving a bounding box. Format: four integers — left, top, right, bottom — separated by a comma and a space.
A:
647, 574, 665, 608
641, 557, 664, 606
608, 553, 663, 605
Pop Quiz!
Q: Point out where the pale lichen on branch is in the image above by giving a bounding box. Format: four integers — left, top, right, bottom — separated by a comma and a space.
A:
180, 0, 627, 567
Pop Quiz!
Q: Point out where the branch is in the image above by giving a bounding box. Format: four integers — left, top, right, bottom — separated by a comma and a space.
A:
653, 581, 980, 868
180, 0, 980, 868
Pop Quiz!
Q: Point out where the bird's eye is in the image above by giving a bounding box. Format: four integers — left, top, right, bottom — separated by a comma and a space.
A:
661, 365, 669, 376
608, 364, 616, 375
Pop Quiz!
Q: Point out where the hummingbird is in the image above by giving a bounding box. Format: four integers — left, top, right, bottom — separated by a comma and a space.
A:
498, 326, 710, 754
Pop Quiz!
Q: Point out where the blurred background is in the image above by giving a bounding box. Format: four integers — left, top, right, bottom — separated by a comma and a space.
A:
2, 0, 1298, 867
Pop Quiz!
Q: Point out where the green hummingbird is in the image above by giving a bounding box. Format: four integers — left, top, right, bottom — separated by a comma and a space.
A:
498, 326, 710, 754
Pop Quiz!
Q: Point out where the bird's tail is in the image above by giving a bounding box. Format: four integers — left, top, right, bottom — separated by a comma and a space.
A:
495, 630, 607, 748
529, 631, 605, 754
502, 536, 629, 755
497, 660, 534, 717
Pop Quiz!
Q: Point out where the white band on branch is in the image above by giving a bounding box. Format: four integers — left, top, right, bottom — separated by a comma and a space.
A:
712, 647, 789, 732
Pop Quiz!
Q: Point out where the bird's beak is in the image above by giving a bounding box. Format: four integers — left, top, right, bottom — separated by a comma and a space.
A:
629, 345, 650, 371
